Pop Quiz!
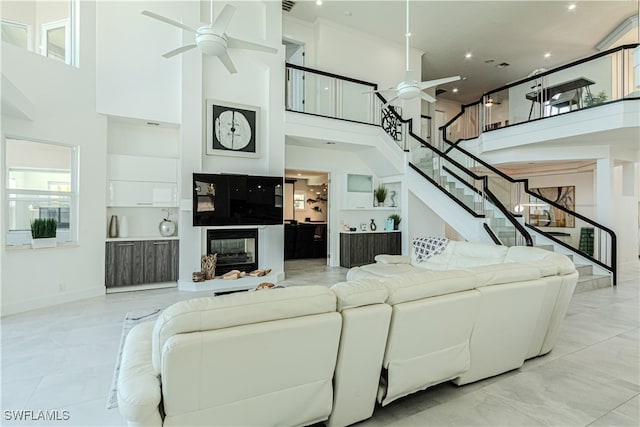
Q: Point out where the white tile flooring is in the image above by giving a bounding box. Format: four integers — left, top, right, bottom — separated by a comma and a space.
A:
1, 259, 638, 426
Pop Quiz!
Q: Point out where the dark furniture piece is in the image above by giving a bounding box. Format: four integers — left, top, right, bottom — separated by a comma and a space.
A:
526, 77, 595, 119
284, 223, 327, 259
105, 239, 179, 288
339, 231, 401, 268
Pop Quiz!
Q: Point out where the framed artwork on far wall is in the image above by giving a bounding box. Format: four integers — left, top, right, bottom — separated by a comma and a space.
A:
206, 99, 260, 158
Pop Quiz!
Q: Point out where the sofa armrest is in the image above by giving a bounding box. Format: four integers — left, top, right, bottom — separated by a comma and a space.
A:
374, 254, 411, 264
117, 321, 163, 427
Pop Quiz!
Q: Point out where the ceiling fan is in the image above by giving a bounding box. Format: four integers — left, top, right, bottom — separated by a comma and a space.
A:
377, 0, 460, 106
141, 0, 277, 74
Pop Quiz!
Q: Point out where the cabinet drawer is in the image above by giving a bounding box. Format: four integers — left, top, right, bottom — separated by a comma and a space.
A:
108, 181, 178, 207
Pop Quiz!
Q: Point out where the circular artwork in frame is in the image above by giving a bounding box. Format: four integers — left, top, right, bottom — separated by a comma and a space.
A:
206, 100, 260, 158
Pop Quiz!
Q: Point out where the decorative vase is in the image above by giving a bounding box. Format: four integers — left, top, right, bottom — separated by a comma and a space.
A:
201, 254, 217, 280
108, 215, 118, 238
31, 237, 57, 249
119, 216, 129, 238
159, 219, 176, 237
370, 219, 377, 231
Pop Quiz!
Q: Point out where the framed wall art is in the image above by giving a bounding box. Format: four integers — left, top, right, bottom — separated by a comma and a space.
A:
206, 99, 260, 158
529, 185, 575, 227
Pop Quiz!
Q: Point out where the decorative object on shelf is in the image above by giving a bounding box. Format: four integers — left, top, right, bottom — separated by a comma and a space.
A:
30, 218, 57, 249
119, 216, 129, 238
343, 224, 351, 231
192, 271, 205, 282
370, 219, 377, 231
206, 99, 260, 158
386, 218, 395, 231
159, 209, 177, 237
109, 215, 119, 238
201, 253, 217, 280
360, 223, 368, 231
389, 190, 397, 207
388, 214, 402, 230
374, 184, 387, 207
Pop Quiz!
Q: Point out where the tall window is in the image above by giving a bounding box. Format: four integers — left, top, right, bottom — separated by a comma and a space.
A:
1, 0, 78, 67
5, 138, 78, 246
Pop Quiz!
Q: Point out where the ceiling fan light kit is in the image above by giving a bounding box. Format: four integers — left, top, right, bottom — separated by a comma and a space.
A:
142, 0, 276, 74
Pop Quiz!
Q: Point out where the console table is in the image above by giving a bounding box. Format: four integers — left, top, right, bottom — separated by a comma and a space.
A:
340, 231, 401, 268
526, 77, 595, 119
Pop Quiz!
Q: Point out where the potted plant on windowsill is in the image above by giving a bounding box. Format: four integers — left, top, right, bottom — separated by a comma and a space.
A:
374, 184, 388, 207
31, 218, 57, 249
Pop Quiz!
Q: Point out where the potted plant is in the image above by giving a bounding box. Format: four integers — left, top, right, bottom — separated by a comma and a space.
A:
30, 218, 57, 248
583, 90, 608, 107
388, 214, 402, 230
374, 184, 388, 207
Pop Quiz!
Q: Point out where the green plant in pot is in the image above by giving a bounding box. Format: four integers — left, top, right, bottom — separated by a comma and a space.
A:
583, 90, 608, 107
374, 184, 388, 207
30, 218, 57, 248
388, 214, 401, 230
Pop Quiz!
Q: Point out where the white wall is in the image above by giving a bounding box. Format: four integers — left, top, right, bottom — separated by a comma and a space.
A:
1, 1, 107, 315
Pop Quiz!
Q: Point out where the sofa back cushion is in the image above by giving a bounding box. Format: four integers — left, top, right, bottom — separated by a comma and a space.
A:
381, 270, 476, 305
331, 279, 389, 311
152, 286, 336, 371
413, 241, 509, 270
468, 262, 541, 288
505, 246, 575, 276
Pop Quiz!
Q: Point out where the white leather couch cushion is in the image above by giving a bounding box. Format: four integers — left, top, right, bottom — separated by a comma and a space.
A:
382, 270, 476, 305
152, 286, 336, 372
117, 321, 163, 426
417, 240, 509, 270
346, 263, 417, 281
331, 279, 389, 311
468, 262, 541, 288
505, 246, 575, 275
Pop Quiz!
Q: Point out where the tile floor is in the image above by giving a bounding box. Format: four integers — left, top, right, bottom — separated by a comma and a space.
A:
1, 259, 638, 426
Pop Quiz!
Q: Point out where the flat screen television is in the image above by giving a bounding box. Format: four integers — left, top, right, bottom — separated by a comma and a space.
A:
193, 173, 284, 226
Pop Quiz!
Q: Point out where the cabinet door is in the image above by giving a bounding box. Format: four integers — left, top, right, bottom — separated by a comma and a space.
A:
105, 241, 144, 287
108, 181, 178, 207
143, 240, 179, 283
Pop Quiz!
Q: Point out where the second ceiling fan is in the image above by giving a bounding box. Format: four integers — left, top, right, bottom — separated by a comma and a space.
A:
378, 0, 460, 106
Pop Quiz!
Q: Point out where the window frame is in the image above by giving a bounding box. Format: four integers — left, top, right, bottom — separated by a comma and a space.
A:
4, 136, 79, 247
1, 18, 32, 51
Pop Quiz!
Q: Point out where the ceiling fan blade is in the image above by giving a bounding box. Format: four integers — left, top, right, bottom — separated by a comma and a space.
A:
421, 93, 436, 103
212, 4, 236, 34
141, 10, 197, 33
418, 75, 461, 90
162, 44, 197, 58
383, 95, 400, 107
218, 52, 238, 74
227, 36, 277, 53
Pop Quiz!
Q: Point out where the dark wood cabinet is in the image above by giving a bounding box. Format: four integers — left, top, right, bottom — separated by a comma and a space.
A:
105, 239, 178, 288
339, 232, 401, 268
143, 240, 179, 283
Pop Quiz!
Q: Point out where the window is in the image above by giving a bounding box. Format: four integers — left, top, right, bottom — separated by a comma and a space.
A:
5, 138, 78, 246
1, 19, 31, 50
1, 0, 78, 67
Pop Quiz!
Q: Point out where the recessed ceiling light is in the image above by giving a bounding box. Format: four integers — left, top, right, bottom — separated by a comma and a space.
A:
316, 0, 323, 5
465, 53, 472, 59
405, 32, 411, 37
544, 52, 551, 58
297, 173, 301, 176
452, 88, 459, 93
567, 3, 576, 11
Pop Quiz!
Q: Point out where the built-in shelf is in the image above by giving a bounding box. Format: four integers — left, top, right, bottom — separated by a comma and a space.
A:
106, 236, 179, 242
341, 207, 399, 211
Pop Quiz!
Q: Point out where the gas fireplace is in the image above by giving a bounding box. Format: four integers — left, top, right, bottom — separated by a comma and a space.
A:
206, 229, 258, 276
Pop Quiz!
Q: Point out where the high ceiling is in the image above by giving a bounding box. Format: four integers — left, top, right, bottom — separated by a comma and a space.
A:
284, 0, 639, 103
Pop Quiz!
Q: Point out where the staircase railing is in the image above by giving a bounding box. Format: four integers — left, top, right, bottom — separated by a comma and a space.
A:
284, 62, 532, 246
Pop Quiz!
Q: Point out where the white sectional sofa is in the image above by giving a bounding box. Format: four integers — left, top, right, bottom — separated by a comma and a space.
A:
117, 240, 578, 427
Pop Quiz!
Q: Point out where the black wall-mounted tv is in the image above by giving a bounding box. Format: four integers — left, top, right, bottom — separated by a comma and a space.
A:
193, 173, 284, 226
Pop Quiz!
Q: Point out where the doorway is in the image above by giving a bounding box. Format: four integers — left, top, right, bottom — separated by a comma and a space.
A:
283, 169, 329, 264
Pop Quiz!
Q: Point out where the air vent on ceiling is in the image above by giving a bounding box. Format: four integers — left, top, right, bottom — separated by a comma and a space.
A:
282, 0, 296, 12
436, 88, 447, 95
496, 62, 510, 69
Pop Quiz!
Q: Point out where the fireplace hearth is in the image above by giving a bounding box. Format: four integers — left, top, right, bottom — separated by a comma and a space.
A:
207, 229, 258, 276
